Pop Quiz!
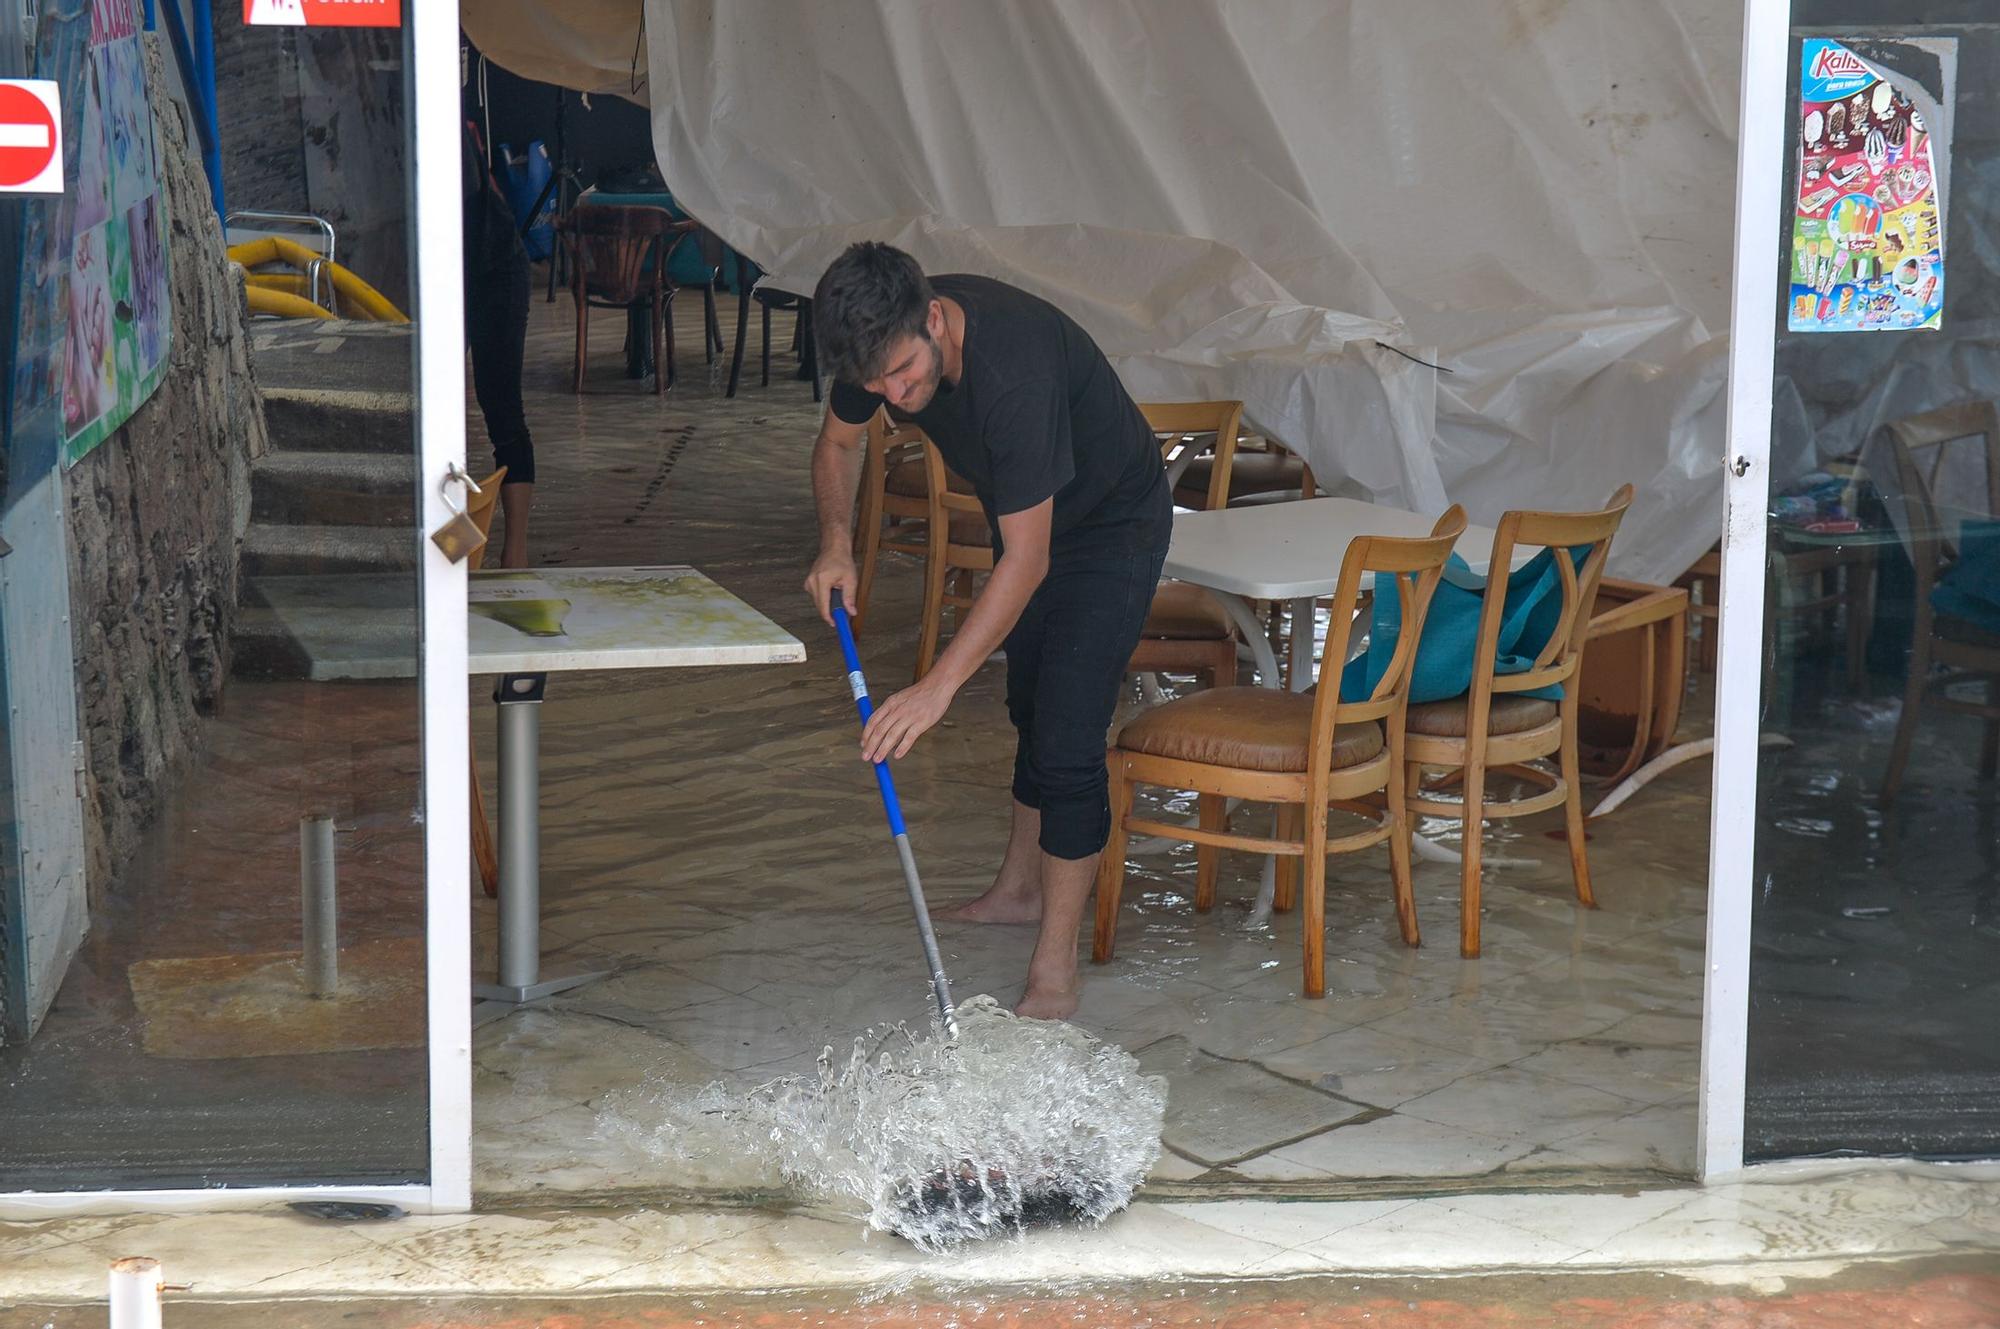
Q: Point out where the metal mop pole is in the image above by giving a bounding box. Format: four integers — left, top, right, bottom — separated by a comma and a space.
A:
831, 592, 958, 1035
300, 815, 338, 997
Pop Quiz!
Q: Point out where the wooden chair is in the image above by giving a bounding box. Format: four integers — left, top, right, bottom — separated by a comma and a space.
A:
558, 204, 697, 395
1576, 578, 1690, 784
914, 440, 996, 683
1095, 508, 1465, 996
462, 467, 508, 899
1133, 403, 1248, 685
851, 410, 936, 630
1879, 401, 2000, 805
1145, 400, 1314, 510
1404, 485, 1634, 958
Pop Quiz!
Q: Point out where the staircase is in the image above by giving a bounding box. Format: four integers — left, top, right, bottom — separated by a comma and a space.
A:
233, 321, 422, 681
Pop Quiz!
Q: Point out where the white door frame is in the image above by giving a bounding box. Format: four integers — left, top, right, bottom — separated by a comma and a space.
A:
1695, 0, 1790, 1183
0, 1, 470, 1219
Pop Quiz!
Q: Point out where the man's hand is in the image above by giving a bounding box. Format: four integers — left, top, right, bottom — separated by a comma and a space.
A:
805, 550, 859, 626
861, 677, 954, 763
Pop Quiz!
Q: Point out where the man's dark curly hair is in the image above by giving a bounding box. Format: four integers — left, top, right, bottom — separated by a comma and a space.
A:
813, 242, 937, 386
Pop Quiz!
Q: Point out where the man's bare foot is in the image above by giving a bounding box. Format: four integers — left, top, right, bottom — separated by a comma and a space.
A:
944, 885, 1042, 924
1014, 982, 1078, 1021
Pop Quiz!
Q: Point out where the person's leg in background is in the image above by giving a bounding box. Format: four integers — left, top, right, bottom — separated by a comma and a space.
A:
468, 255, 536, 567
1016, 551, 1165, 1020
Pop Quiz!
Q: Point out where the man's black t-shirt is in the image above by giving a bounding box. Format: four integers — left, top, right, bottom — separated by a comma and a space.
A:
828, 274, 1169, 560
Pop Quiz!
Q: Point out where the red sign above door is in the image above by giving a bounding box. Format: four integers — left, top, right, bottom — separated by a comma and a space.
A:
244, 0, 402, 27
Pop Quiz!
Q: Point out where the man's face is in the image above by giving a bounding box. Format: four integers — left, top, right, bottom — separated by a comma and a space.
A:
864, 301, 946, 413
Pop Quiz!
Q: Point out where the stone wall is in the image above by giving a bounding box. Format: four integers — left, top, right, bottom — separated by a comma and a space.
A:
65, 40, 267, 895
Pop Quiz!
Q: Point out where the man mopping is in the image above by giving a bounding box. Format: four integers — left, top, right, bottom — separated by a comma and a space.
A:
804, 243, 1171, 1022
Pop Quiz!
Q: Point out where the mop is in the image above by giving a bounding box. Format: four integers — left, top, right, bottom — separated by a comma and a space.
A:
819, 591, 1166, 1247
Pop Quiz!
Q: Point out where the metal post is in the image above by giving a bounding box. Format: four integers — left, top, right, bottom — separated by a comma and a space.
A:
108, 1257, 163, 1329
300, 814, 337, 997
495, 687, 540, 991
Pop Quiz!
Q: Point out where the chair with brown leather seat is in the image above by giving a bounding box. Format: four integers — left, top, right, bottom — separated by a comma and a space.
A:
1145, 400, 1315, 510
850, 410, 934, 630
1403, 486, 1634, 958
1094, 508, 1466, 998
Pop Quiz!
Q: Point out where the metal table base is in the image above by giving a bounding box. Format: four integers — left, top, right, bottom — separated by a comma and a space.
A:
474, 676, 611, 1026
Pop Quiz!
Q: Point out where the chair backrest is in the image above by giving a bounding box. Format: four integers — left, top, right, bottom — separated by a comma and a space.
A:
920, 438, 987, 544
1141, 400, 1244, 511
1884, 401, 2000, 597
1309, 507, 1468, 768
462, 467, 509, 573
559, 204, 688, 305
1468, 486, 1634, 710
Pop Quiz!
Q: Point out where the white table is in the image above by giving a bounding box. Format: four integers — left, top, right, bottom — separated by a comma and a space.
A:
1164, 496, 1508, 690
467, 566, 804, 1024
1158, 498, 1522, 920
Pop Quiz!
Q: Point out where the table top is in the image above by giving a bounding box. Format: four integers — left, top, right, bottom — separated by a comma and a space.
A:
1163, 497, 1507, 600
468, 566, 805, 675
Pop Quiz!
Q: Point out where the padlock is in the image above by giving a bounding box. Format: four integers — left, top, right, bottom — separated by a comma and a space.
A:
430, 469, 488, 564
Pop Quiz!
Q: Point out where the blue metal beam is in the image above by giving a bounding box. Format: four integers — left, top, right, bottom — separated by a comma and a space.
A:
157, 0, 223, 219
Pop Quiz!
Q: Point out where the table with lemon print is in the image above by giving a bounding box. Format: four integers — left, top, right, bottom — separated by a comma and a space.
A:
468, 567, 805, 1023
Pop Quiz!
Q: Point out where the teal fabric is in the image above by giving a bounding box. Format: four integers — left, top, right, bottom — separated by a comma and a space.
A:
584, 188, 742, 291
1338, 547, 1587, 704
1930, 519, 2000, 634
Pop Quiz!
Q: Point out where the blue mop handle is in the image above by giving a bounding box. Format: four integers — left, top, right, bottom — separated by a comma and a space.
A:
831, 592, 908, 837
829, 590, 957, 1033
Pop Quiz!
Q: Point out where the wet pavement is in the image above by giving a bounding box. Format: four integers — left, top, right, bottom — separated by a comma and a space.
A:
6, 1258, 1999, 1327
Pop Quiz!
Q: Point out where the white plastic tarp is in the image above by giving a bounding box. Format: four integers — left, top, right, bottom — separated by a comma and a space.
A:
465, 0, 1752, 582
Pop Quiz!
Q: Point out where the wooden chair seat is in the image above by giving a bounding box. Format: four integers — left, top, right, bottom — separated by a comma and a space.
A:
942, 509, 993, 546
885, 455, 929, 498
1144, 580, 1233, 641
1937, 612, 2000, 650
1175, 451, 1307, 507
1120, 688, 1384, 772
1405, 694, 1558, 739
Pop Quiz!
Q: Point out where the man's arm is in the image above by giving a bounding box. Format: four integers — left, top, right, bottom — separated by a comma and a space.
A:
859, 499, 1051, 763
803, 408, 871, 624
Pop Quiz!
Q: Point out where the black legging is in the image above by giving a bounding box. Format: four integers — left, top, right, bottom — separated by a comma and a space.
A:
466, 255, 535, 485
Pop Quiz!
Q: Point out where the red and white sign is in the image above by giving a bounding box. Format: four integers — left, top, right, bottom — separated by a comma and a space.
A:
245, 0, 402, 27
0, 80, 63, 195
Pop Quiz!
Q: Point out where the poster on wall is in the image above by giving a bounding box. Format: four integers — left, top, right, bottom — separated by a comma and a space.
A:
1789, 38, 1945, 334
61, 0, 172, 468
245, 0, 403, 27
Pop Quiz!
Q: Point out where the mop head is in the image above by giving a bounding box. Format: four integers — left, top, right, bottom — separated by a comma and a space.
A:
739, 995, 1167, 1249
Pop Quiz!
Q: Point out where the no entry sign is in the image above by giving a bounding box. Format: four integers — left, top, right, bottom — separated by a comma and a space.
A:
245, 0, 402, 26
0, 80, 62, 194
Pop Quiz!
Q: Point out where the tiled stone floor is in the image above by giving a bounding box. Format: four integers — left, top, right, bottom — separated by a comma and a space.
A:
467, 293, 1713, 1202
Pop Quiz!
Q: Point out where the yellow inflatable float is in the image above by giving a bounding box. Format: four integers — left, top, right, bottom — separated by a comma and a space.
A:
229, 236, 409, 323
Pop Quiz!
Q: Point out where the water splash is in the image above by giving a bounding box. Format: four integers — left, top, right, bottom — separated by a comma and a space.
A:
601, 995, 1166, 1250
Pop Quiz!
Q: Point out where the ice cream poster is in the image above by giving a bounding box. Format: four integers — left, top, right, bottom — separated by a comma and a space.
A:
62, 0, 172, 466
1789, 39, 1944, 334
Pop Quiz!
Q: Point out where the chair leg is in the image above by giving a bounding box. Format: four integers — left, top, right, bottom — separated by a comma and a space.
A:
471, 745, 498, 899
915, 527, 949, 684
852, 460, 886, 631
1273, 803, 1298, 913
572, 293, 588, 393
1560, 699, 1596, 909
1303, 799, 1330, 998
1093, 760, 1135, 963
1459, 759, 1486, 959
1195, 794, 1224, 912
703, 283, 721, 363
664, 292, 680, 392
726, 260, 751, 398
1385, 723, 1418, 947
1881, 633, 1932, 805
761, 300, 772, 387
1983, 676, 2000, 780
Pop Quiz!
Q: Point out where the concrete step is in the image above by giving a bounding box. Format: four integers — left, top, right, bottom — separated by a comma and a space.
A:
251, 450, 417, 528
233, 574, 418, 681
241, 524, 417, 578
262, 387, 416, 455
249, 318, 415, 395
